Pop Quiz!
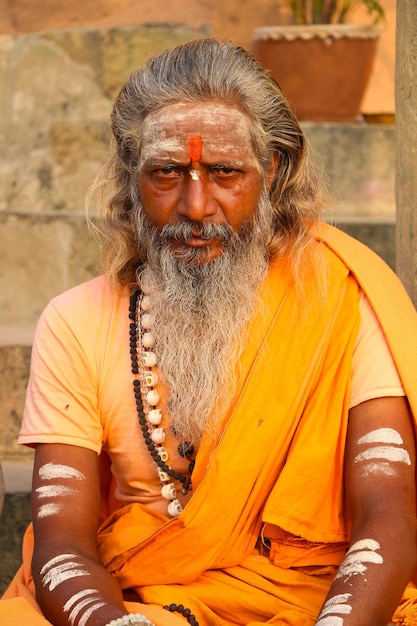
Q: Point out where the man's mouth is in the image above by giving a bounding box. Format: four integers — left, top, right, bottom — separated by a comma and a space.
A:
184, 230, 214, 247
160, 222, 233, 245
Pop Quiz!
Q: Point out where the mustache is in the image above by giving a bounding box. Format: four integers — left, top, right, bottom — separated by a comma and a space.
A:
160, 222, 234, 244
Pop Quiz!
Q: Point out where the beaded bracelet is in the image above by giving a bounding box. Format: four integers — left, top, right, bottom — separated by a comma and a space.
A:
163, 603, 200, 626
105, 613, 155, 626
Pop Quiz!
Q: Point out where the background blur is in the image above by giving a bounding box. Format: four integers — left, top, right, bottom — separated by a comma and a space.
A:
0, 0, 396, 113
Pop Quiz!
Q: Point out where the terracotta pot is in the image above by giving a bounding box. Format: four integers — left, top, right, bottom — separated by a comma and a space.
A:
253, 24, 381, 122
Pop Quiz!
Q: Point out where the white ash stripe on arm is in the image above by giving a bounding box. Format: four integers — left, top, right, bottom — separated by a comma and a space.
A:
354, 446, 411, 466
40, 554, 90, 591
357, 428, 404, 446
38, 462, 86, 481
334, 539, 383, 583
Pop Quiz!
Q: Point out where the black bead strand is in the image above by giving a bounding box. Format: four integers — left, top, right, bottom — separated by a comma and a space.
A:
129, 290, 193, 495
163, 604, 199, 626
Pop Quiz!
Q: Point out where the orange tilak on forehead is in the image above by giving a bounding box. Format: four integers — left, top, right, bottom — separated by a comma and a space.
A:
187, 134, 203, 162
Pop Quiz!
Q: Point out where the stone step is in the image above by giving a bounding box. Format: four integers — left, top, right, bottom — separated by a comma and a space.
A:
1, 459, 34, 494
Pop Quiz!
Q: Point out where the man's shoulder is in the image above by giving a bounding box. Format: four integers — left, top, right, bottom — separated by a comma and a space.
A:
43, 275, 129, 326
50, 274, 114, 303
312, 222, 393, 276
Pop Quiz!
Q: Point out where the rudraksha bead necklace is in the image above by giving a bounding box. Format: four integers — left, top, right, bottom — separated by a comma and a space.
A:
129, 289, 194, 518
163, 603, 200, 626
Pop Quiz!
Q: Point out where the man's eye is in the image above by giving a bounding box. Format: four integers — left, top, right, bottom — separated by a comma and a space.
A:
155, 166, 180, 177
212, 166, 238, 177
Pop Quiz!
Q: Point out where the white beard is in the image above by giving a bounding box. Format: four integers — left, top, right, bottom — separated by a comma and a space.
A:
135, 192, 273, 444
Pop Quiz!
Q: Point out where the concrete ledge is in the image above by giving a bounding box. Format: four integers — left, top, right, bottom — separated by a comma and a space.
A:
1, 458, 34, 494
0, 325, 35, 347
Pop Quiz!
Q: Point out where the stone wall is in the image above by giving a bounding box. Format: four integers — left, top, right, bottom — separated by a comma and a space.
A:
0, 25, 210, 329
0, 0, 397, 114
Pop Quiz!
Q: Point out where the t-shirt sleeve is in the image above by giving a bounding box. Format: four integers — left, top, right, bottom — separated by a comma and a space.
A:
350, 290, 405, 409
18, 296, 103, 453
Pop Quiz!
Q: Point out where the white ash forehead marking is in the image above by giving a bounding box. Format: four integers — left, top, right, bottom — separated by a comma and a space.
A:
140, 102, 258, 167
144, 101, 250, 129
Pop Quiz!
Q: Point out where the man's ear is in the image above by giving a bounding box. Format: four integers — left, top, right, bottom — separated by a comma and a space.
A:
265, 152, 279, 192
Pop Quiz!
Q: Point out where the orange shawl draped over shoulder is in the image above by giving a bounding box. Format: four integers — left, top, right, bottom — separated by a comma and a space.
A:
3, 224, 417, 626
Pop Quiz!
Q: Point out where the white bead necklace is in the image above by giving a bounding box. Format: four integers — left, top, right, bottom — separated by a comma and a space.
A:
129, 289, 193, 517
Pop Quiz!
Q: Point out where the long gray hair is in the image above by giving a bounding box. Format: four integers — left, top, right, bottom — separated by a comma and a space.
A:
93, 38, 323, 286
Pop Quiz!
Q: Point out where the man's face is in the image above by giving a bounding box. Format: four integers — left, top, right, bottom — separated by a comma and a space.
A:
137, 100, 268, 264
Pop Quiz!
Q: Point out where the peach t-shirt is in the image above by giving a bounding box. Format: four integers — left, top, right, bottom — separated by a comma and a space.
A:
18, 276, 404, 508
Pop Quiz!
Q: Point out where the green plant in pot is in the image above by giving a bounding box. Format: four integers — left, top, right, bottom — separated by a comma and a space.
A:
253, 0, 385, 121
288, 0, 384, 25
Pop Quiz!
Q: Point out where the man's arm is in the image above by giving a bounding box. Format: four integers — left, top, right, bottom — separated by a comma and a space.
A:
31, 442, 134, 626
315, 396, 417, 626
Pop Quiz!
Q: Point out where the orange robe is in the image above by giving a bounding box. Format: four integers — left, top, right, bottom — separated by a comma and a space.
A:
2, 224, 417, 625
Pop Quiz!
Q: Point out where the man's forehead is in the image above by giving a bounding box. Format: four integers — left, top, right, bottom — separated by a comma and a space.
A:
143, 100, 250, 128
140, 101, 256, 162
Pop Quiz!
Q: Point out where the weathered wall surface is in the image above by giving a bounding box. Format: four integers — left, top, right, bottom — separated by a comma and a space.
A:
0, 25, 210, 330
0, 0, 396, 114
0, 0, 214, 34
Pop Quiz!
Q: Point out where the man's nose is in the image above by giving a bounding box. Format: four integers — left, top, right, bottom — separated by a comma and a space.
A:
176, 173, 216, 222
